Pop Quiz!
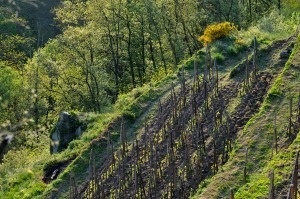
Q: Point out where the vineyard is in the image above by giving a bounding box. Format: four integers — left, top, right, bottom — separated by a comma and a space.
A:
61, 32, 300, 199
2, 1, 300, 198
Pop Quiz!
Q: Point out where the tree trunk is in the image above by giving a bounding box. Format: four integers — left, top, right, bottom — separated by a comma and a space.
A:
126, 12, 136, 88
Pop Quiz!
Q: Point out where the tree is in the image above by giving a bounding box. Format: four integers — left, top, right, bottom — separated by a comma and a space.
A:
0, 66, 28, 124
25, 28, 113, 114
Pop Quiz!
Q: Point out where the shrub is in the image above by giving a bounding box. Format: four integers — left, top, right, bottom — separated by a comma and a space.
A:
226, 45, 239, 56
213, 53, 225, 64
235, 38, 246, 46
198, 22, 237, 45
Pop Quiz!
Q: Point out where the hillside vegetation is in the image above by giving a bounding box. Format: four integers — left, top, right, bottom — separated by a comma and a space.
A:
195, 31, 300, 199
0, 0, 300, 198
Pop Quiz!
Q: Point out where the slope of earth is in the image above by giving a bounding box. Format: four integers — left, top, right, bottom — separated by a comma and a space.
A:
66, 36, 296, 198
42, 36, 249, 198
42, 74, 182, 198
193, 33, 300, 199
41, 31, 298, 198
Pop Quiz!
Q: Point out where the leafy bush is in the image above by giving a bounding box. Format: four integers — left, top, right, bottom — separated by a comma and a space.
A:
0, 169, 47, 199
226, 45, 239, 56
235, 38, 247, 46
238, 10, 299, 43
257, 11, 291, 33
213, 53, 225, 64
198, 22, 237, 45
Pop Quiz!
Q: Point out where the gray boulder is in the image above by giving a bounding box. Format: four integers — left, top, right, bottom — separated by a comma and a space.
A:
0, 133, 13, 161
50, 112, 82, 154
280, 50, 290, 59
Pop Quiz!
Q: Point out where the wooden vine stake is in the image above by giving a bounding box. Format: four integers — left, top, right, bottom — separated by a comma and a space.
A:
215, 58, 219, 94
120, 117, 127, 158
245, 53, 250, 92
268, 170, 274, 199
229, 189, 234, 199
208, 46, 212, 80
185, 131, 191, 177
205, 46, 210, 80
204, 46, 209, 80
288, 151, 299, 199
89, 148, 96, 196
107, 131, 115, 170
194, 58, 198, 84
297, 90, 300, 124
273, 111, 278, 155
69, 171, 77, 199
213, 127, 218, 174
181, 65, 186, 107
293, 151, 299, 199
243, 147, 249, 184
288, 90, 293, 140
289, 184, 295, 199
253, 37, 257, 79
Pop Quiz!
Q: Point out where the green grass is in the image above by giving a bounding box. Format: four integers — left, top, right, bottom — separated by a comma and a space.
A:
0, 170, 47, 199
234, 30, 300, 199
0, 69, 179, 199
213, 52, 225, 64
41, 33, 252, 198
0, 143, 50, 199
40, 70, 182, 198
226, 45, 239, 56
192, 33, 300, 199
183, 36, 248, 73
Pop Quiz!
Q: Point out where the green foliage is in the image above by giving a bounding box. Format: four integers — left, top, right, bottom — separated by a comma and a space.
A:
238, 10, 298, 45
0, 169, 46, 199
213, 53, 225, 64
1, 0, 60, 45
266, 76, 284, 102
26, 35, 113, 114
122, 87, 158, 121
191, 178, 212, 199
0, 34, 33, 69
0, 6, 29, 35
180, 51, 206, 71
283, 0, 300, 14
265, 35, 300, 104
115, 87, 148, 111
226, 45, 239, 56
209, 36, 248, 67
0, 67, 28, 124
1, 0, 300, 198
0, 4, 36, 130
0, 135, 50, 199
257, 10, 298, 35
54, 0, 88, 27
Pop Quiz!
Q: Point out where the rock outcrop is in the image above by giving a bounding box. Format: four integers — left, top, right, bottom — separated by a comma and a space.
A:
50, 112, 83, 154
0, 133, 13, 161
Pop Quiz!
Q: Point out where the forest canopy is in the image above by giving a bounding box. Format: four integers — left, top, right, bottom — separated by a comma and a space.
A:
0, 0, 299, 131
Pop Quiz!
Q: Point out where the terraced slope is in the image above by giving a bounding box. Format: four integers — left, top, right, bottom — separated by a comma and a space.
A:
43, 31, 300, 199
194, 34, 300, 199
60, 34, 297, 199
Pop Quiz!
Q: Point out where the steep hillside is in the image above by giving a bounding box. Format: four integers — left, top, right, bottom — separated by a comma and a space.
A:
39, 29, 299, 198
1, 1, 300, 199
194, 32, 300, 199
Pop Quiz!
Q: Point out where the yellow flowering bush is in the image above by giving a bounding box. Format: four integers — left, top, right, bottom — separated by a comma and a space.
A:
198, 22, 237, 45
